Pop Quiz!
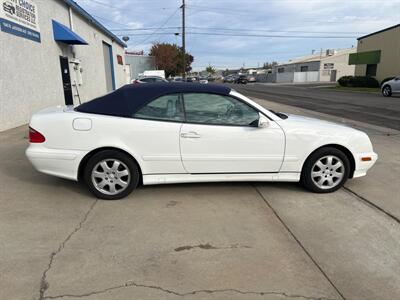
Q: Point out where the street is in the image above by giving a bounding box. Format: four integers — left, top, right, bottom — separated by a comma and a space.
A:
1, 94, 399, 300
230, 83, 400, 131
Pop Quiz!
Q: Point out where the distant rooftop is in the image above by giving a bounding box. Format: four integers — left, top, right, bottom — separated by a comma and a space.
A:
278, 48, 356, 66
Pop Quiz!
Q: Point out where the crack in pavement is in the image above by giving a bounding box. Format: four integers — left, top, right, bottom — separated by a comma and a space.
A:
252, 185, 345, 300
44, 280, 338, 300
38, 200, 98, 300
343, 187, 400, 225
174, 243, 251, 252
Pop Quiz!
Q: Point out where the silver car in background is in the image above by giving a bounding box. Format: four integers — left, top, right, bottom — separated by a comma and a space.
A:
381, 75, 400, 97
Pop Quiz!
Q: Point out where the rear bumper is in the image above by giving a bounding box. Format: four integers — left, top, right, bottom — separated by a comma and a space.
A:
26, 144, 87, 181
353, 152, 378, 178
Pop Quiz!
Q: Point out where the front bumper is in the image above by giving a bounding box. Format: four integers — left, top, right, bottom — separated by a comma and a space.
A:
353, 152, 378, 178
26, 144, 87, 181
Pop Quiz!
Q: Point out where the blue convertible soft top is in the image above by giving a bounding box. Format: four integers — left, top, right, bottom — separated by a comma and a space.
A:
76, 83, 231, 117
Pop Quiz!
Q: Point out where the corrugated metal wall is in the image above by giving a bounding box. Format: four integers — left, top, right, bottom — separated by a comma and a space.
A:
125, 55, 156, 81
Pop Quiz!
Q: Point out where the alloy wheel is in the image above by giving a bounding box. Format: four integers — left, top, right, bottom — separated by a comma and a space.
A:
311, 155, 345, 189
91, 159, 131, 195
383, 86, 391, 96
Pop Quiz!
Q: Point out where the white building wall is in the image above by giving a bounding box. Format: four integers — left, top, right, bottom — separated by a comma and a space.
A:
0, 0, 125, 132
293, 71, 319, 82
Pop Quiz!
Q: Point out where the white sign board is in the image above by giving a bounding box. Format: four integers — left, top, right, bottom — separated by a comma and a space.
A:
0, 0, 40, 42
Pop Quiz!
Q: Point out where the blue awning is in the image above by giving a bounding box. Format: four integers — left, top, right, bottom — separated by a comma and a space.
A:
52, 20, 88, 45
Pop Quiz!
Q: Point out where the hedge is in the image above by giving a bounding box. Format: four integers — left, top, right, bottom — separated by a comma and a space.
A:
337, 76, 379, 88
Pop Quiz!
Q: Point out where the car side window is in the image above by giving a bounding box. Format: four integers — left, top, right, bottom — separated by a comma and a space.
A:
134, 94, 184, 122
183, 93, 259, 126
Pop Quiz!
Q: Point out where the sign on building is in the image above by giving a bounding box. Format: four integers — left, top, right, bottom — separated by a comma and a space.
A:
0, 0, 40, 43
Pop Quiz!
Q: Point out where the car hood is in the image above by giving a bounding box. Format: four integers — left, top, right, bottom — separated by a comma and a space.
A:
277, 113, 364, 135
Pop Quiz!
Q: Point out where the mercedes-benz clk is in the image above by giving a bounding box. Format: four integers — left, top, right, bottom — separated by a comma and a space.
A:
26, 83, 377, 200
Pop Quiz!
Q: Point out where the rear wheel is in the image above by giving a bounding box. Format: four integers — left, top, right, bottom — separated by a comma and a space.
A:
301, 147, 350, 193
84, 150, 139, 200
382, 85, 392, 97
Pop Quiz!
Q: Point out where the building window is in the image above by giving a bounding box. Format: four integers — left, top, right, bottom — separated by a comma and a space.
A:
366, 64, 377, 77
324, 63, 334, 69
300, 66, 308, 72
278, 67, 285, 73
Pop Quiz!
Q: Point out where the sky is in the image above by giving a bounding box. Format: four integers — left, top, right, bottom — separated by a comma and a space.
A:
76, 0, 400, 71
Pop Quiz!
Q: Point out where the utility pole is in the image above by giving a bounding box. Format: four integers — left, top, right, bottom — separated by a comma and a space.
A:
181, 0, 186, 78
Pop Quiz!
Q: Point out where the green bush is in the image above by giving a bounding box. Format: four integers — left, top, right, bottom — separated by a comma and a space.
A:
337, 76, 379, 88
380, 77, 395, 87
337, 76, 352, 87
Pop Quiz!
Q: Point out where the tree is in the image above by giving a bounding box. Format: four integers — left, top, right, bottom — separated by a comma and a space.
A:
206, 66, 216, 75
263, 61, 278, 69
149, 43, 193, 77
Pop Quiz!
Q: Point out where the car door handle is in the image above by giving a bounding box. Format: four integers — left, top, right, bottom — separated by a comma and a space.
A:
181, 131, 201, 138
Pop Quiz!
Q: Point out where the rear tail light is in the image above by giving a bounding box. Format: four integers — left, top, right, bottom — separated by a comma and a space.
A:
29, 127, 46, 143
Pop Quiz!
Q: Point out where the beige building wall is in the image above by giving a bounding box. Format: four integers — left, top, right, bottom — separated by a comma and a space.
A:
355, 26, 400, 81
319, 49, 356, 81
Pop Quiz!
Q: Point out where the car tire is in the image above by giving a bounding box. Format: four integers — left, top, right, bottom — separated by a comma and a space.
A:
301, 147, 350, 193
83, 150, 140, 200
382, 85, 392, 97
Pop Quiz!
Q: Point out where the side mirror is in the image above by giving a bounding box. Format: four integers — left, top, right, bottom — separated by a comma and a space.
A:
258, 114, 269, 128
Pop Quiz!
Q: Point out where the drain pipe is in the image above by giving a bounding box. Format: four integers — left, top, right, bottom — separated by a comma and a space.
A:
68, 7, 76, 58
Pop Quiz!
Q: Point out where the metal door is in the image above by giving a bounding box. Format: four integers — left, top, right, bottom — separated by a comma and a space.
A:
102, 42, 115, 92
59, 56, 73, 105
330, 70, 337, 82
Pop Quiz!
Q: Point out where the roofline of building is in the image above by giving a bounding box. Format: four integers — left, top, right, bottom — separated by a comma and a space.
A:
125, 54, 155, 58
276, 48, 356, 66
63, 0, 127, 47
357, 23, 400, 40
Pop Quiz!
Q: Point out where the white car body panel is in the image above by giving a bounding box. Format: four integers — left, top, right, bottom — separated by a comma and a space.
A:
26, 91, 378, 185
179, 115, 285, 173
382, 76, 400, 94
276, 114, 377, 174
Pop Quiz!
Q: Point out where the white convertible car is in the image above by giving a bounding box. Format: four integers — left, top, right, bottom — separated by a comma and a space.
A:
26, 83, 377, 200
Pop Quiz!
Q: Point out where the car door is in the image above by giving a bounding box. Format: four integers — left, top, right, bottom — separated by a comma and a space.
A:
179, 93, 285, 173
130, 93, 186, 174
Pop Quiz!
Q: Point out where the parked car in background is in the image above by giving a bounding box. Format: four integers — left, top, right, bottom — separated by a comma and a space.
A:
141, 70, 166, 79
26, 83, 377, 200
186, 77, 197, 82
381, 76, 400, 97
132, 76, 168, 84
172, 76, 183, 82
199, 77, 208, 84
247, 76, 256, 83
223, 76, 235, 83
234, 75, 248, 84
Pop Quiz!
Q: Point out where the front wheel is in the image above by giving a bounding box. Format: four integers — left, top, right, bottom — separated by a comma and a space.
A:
382, 85, 392, 97
301, 147, 350, 193
84, 150, 139, 200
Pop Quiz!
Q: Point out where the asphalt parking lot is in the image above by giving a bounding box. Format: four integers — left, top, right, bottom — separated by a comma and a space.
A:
232, 83, 400, 130
1, 95, 399, 300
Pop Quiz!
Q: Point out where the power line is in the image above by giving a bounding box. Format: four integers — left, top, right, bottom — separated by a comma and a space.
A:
110, 26, 181, 32
110, 26, 365, 35
116, 32, 358, 39
187, 26, 366, 35
187, 32, 358, 38
133, 7, 181, 47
